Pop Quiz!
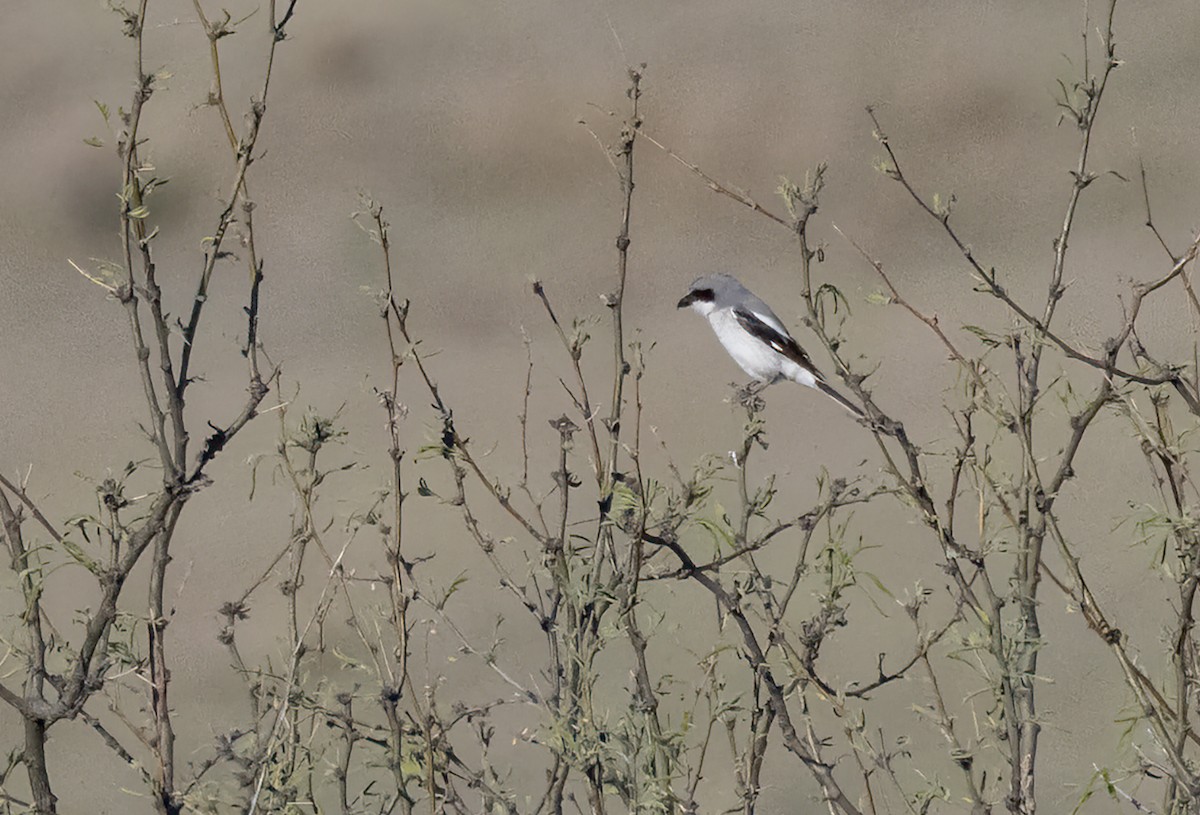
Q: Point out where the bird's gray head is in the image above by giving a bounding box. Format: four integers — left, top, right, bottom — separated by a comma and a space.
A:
677, 273, 747, 315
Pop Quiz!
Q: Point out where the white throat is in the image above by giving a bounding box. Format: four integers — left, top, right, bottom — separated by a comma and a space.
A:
689, 300, 717, 318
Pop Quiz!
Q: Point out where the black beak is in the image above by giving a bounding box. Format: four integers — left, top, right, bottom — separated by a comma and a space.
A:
677, 292, 696, 309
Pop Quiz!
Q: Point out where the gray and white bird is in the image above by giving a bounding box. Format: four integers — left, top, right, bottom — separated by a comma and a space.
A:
677, 273, 863, 418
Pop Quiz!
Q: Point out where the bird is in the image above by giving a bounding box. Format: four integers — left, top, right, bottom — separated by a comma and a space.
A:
677, 273, 864, 418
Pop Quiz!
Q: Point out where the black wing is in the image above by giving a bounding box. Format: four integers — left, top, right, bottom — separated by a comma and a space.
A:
732, 307, 824, 380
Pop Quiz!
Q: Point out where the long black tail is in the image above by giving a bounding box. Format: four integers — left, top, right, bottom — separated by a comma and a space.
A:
814, 379, 865, 419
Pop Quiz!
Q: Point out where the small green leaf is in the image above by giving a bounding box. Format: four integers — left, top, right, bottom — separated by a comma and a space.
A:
436, 572, 470, 610
695, 515, 734, 550
83, 137, 105, 148
859, 570, 895, 600
331, 645, 366, 671
962, 325, 1003, 348
61, 538, 101, 575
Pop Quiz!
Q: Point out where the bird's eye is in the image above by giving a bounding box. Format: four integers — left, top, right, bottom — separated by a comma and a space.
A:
695, 288, 715, 302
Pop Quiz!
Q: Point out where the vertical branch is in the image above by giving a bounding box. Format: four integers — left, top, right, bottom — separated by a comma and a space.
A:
620, 348, 674, 807
190, 1, 239, 151
181, 0, 302, 418
534, 283, 603, 483
115, 0, 177, 480
145, 3, 297, 810
334, 694, 357, 815
1140, 161, 1200, 394
360, 200, 441, 814
916, 631, 987, 812
368, 204, 412, 691
147, 504, 184, 815
1010, 7, 1118, 811
21, 719, 53, 815
601, 65, 643, 495
0, 489, 54, 814
190, 1, 270, 386
1037, 0, 1119, 363
1128, 393, 1200, 811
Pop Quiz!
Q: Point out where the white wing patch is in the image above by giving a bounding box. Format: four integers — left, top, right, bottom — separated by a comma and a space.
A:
749, 309, 789, 339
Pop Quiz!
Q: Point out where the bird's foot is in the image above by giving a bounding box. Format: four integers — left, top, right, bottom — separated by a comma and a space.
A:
731, 380, 769, 411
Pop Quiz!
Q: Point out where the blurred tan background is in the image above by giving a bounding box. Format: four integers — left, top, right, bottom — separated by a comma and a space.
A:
2, 0, 1200, 811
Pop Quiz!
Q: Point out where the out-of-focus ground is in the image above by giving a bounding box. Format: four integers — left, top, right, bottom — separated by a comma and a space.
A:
2, 1, 1199, 811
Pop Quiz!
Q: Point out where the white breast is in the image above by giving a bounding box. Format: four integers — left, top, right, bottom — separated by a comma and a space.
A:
707, 309, 786, 382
